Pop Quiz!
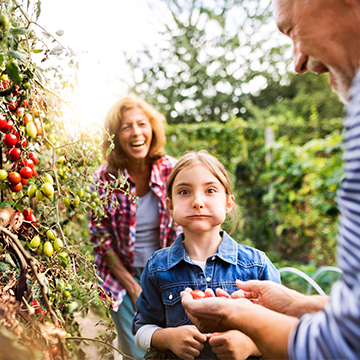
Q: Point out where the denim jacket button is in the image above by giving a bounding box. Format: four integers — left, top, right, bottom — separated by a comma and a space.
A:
169, 294, 173, 300
211, 256, 215, 260
206, 276, 211, 282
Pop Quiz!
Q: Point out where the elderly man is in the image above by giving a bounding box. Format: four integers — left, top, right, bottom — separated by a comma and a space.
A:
181, 0, 360, 359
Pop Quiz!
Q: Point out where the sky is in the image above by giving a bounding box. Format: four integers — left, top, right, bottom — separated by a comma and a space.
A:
38, 0, 163, 129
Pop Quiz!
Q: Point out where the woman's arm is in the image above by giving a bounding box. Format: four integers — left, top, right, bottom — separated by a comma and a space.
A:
102, 247, 142, 308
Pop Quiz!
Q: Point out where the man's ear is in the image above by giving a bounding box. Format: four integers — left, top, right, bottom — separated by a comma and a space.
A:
166, 197, 173, 214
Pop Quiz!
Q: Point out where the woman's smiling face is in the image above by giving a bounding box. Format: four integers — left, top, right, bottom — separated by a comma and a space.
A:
118, 107, 153, 162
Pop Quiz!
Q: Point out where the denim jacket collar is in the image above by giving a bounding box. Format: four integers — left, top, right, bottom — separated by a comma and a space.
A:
168, 230, 237, 268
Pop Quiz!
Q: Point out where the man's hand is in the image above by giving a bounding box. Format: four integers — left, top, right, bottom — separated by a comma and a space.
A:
151, 325, 207, 360
234, 280, 329, 318
208, 330, 262, 360
181, 288, 251, 333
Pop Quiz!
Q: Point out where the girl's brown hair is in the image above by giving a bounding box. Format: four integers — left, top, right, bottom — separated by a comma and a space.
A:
103, 95, 166, 171
166, 150, 238, 233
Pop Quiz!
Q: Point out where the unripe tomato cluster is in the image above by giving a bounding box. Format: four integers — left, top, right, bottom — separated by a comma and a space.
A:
28, 226, 64, 258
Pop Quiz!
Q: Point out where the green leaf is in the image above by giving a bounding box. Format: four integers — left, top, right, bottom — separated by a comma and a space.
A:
42, 31, 51, 38
55, 30, 64, 36
49, 46, 63, 55
32, 49, 43, 54
9, 28, 28, 36
7, 50, 26, 62
5, 60, 23, 84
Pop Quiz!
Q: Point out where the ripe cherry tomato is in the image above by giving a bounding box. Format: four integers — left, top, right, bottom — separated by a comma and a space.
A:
29, 152, 39, 164
35, 122, 42, 136
21, 177, 28, 185
190, 289, 206, 300
3, 133, 18, 147
49, 346, 58, 357
0, 115, 7, 131
10, 182, 22, 192
15, 137, 27, 148
20, 166, 33, 179
2, 119, 14, 133
7, 101, 16, 112
31, 299, 43, 314
25, 213, 37, 227
23, 114, 32, 126
23, 208, 32, 217
8, 171, 21, 184
8, 147, 21, 161
9, 161, 19, 171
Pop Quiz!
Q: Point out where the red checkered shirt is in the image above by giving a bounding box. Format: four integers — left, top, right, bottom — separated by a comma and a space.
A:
89, 155, 181, 311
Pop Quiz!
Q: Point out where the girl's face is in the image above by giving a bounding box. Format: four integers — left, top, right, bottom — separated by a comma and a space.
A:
118, 107, 153, 162
167, 164, 234, 234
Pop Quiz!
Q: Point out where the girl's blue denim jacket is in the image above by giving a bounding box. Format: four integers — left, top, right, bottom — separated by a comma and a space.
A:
132, 231, 280, 359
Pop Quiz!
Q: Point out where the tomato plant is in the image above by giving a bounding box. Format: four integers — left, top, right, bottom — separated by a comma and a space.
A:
0, 2, 130, 359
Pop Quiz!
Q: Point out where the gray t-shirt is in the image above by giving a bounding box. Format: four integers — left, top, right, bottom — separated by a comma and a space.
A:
134, 191, 160, 267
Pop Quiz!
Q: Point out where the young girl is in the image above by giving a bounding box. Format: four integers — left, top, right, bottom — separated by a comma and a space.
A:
132, 151, 280, 359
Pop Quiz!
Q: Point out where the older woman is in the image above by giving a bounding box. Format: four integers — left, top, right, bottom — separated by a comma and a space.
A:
89, 95, 181, 359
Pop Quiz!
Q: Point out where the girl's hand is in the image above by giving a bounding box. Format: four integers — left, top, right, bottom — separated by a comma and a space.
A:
207, 330, 262, 360
152, 325, 207, 360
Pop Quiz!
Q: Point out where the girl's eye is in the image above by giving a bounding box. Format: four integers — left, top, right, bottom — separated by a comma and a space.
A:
179, 189, 189, 195
206, 188, 217, 194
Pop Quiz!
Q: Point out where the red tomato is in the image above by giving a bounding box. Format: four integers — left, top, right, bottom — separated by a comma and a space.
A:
35, 122, 42, 136
29, 152, 39, 165
8, 171, 21, 184
49, 346, 58, 357
32, 166, 38, 177
15, 137, 27, 148
8, 147, 21, 161
7, 101, 16, 112
3, 133, 17, 147
20, 166, 33, 179
190, 289, 206, 300
9, 162, 19, 172
23, 208, 32, 217
2, 119, 14, 133
26, 213, 37, 226
0, 115, 6, 131
31, 299, 43, 314
10, 182, 22, 192
21, 177, 28, 185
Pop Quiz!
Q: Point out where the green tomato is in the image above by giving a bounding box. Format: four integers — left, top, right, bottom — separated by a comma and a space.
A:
62, 289, 71, 299
72, 196, 80, 207
0, 169, 8, 182
62, 197, 70, 207
28, 184, 37, 198
26, 122, 37, 138
0, 182, 8, 190
43, 241, 54, 257
56, 281, 64, 291
77, 188, 84, 198
46, 229, 56, 240
41, 182, 54, 198
30, 235, 41, 248
53, 238, 63, 252
44, 173, 54, 185
0, 13, 10, 30
37, 243, 43, 256
35, 189, 45, 201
